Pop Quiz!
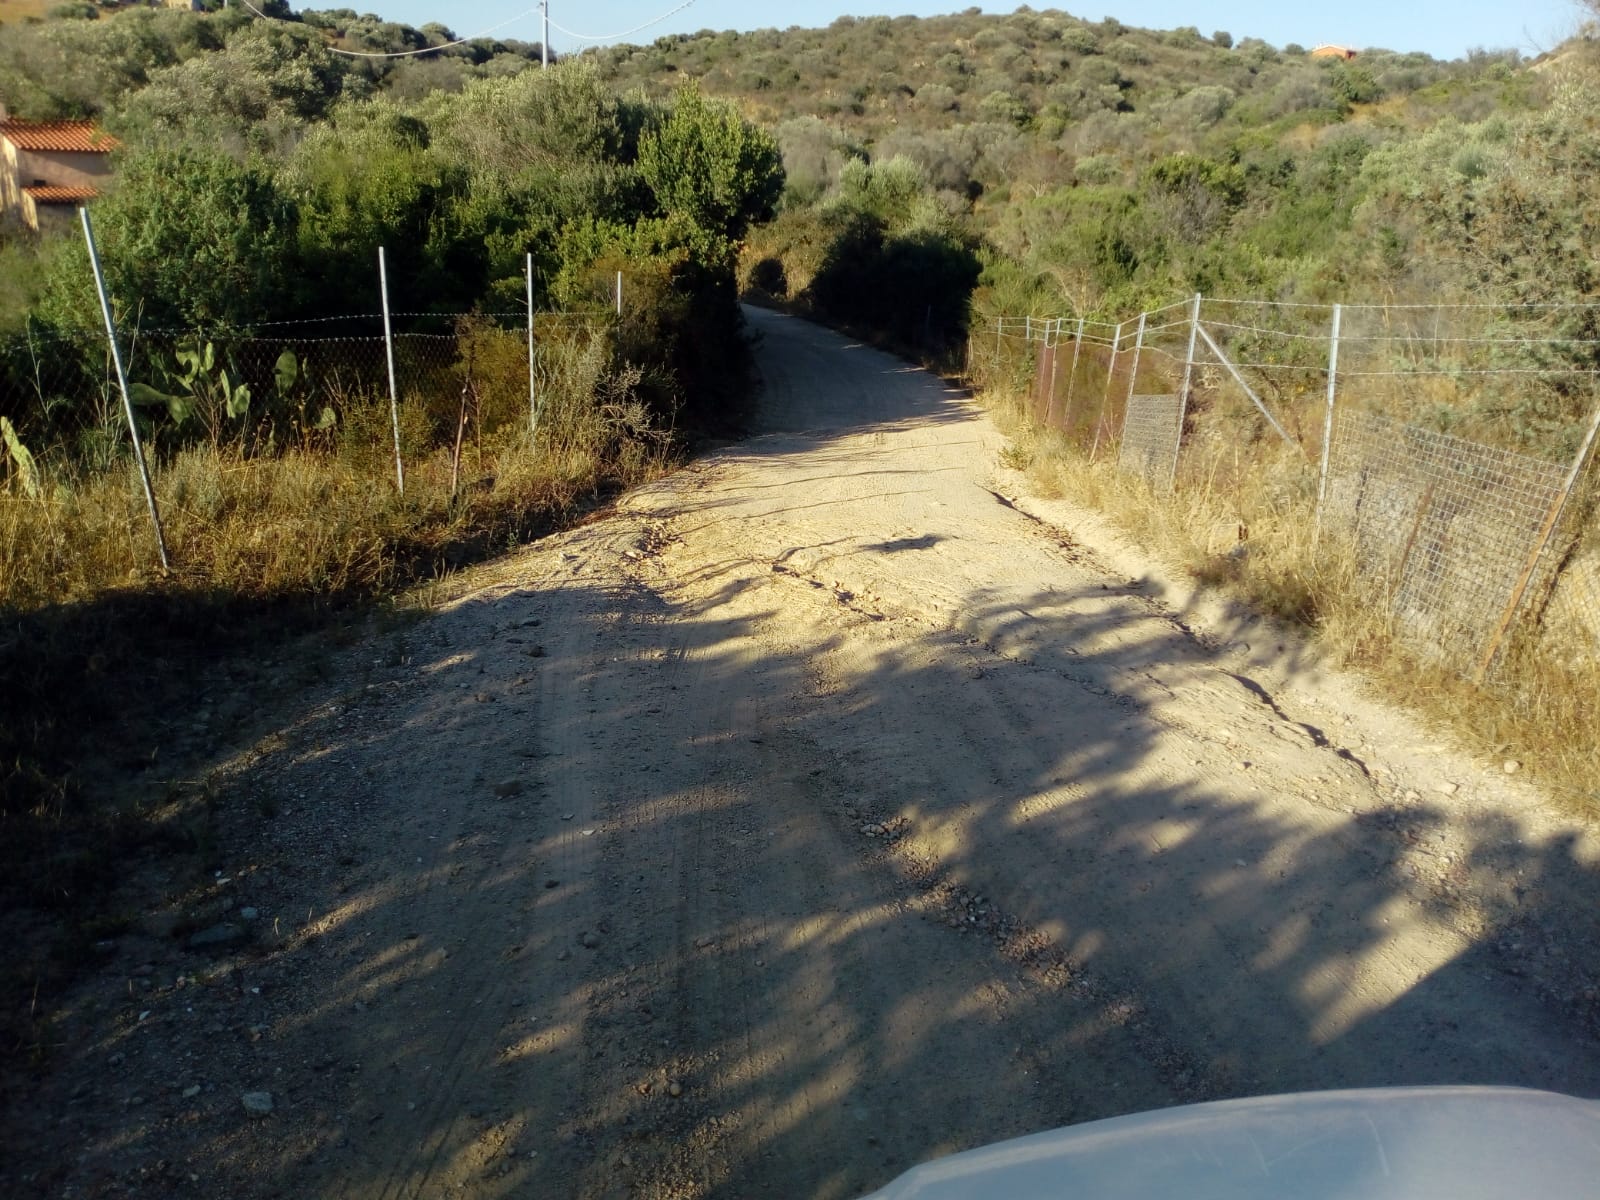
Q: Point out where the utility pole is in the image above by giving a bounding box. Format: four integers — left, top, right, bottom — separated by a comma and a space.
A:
541, 0, 549, 68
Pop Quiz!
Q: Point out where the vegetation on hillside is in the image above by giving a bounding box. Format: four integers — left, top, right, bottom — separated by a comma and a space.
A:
585, 10, 1600, 455
0, 6, 783, 504
608, 10, 1552, 329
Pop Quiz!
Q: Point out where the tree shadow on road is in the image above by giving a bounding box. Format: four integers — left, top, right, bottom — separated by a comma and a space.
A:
8, 309, 1600, 1200
13, 549, 1595, 1200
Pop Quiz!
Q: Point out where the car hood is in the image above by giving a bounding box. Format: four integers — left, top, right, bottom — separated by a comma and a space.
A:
857, 1086, 1600, 1200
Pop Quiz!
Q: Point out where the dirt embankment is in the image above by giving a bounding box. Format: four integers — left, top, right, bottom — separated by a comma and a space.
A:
7, 308, 1599, 1200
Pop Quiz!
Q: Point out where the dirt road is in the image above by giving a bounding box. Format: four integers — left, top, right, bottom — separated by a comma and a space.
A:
14, 309, 1600, 1198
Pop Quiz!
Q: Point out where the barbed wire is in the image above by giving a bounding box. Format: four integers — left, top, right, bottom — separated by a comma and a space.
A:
0, 310, 617, 346
1142, 298, 1194, 320
1202, 318, 1600, 349
1139, 318, 1191, 337
1204, 297, 1600, 312
1136, 345, 1186, 367
1200, 319, 1338, 343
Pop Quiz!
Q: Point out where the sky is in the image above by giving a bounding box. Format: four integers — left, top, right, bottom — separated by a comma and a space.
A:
342, 1, 1585, 61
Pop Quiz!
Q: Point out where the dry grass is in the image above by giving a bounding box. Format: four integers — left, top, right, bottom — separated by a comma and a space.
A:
0, 420, 648, 611
985, 385, 1600, 821
0, 0, 49, 23
1, 325, 667, 609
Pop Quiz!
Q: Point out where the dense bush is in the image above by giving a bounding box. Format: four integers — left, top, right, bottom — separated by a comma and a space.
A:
0, 11, 782, 460
0, 1, 1571, 437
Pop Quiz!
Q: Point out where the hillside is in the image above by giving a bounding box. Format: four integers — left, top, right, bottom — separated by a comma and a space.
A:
0, 5, 788, 1064
0, 5, 1566, 330
3, 12, 1600, 1191
582, 10, 1571, 327
590, 11, 1535, 210
589, 11, 1600, 835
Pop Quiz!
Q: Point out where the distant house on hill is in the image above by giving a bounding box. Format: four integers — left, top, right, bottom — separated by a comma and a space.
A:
0, 110, 120, 232
1309, 44, 1359, 61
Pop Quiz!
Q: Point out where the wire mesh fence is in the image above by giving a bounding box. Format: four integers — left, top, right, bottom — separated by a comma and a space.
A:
1322, 409, 1571, 670
977, 293, 1600, 681
1117, 395, 1183, 490
1545, 553, 1600, 661
0, 311, 617, 473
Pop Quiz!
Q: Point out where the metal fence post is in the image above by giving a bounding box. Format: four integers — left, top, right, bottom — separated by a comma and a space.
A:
80, 206, 170, 571
1060, 317, 1086, 435
526, 252, 539, 445
1169, 293, 1203, 491
1044, 318, 1063, 427
1122, 309, 1149, 434
616, 270, 623, 317
379, 246, 405, 495
1090, 320, 1125, 462
1314, 303, 1343, 547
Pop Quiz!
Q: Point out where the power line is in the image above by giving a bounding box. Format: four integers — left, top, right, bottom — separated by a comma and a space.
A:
238, 0, 699, 56
546, 0, 699, 44
236, 1, 544, 59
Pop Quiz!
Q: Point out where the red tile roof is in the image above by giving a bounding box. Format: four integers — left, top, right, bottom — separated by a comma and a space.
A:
0, 120, 120, 153
23, 184, 98, 204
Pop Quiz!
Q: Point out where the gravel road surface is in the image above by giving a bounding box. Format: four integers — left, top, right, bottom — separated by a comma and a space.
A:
12, 308, 1599, 1199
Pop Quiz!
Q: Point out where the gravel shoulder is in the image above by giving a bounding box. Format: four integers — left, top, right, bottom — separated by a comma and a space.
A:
8, 307, 1600, 1199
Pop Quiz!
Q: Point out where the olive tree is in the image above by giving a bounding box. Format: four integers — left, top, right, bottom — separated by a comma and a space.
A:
637, 82, 784, 242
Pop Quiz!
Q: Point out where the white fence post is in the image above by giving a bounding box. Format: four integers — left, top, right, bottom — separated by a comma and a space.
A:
1169, 293, 1203, 491
81, 206, 170, 571
1123, 309, 1149, 426
616, 270, 623, 317
1061, 316, 1086, 431
1314, 302, 1343, 546
1044, 318, 1063, 426
1091, 320, 1125, 461
526, 252, 539, 445
379, 246, 405, 495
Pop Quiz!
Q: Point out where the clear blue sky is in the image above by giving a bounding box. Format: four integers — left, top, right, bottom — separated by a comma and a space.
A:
340, 1, 1584, 60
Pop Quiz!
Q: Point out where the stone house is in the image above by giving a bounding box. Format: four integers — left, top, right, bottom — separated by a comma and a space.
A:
0, 110, 120, 232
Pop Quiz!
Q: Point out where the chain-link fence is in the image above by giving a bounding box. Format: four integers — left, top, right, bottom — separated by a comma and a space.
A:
978, 294, 1600, 679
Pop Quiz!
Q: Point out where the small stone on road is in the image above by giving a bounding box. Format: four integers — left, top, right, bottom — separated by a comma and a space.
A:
241, 1091, 274, 1116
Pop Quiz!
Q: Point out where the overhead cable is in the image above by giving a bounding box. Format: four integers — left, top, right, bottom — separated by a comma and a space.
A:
237, 0, 543, 59
546, 0, 698, 44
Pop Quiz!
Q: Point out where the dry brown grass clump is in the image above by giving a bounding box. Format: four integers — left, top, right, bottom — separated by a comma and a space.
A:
0, 0, 49, 23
